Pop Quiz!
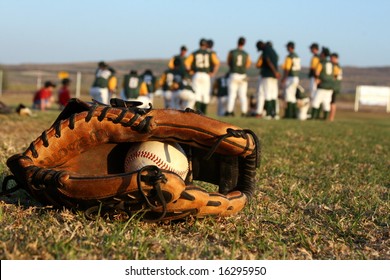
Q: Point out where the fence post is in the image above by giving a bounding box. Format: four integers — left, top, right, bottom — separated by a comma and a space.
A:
76, 72, 81, 98
0, 70, 3, 97
354, 86, 360, 112
37, 71, 42, 90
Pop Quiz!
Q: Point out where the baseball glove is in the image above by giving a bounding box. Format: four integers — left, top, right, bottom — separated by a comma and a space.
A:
2, 98, 260, 221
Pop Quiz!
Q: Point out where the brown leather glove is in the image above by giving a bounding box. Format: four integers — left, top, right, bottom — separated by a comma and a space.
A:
2, 98, 260, 221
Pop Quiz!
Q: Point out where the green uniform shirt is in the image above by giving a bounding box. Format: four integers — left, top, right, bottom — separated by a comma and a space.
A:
123, 74, 140, 99
173, 55, 187, 73
318, 59, 335, 90
215, 76, 228, 97
261, 45, 279, 78
288, 52, 301, 77
229, 49, 249, 74
191, 49, 212, 73
140, 73, 156, 93
92, 68, 113, 88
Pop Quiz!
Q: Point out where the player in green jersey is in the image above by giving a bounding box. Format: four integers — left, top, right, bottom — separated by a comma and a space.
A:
311, 47, 335, 120
282, 41, 301, 119
184, 38, 220, 114
256, 41, 280, 119
90, 61, 116, 105
140, 69, 157, 107
329, 53, 343, 121
225, 37, 251, 116
212, 72, 229, 116
121, 70, 140, 100
309, 43, 320, 100
168, 45, 188, 74
160, 58, 195, 109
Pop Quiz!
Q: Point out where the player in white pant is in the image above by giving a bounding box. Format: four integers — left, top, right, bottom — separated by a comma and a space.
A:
281, 41, 301, 119
212, 73, 229, 116
308, 43, 320, 100
255, 76, 265, 116
90, 61, 115, 105
226, 73, 248, 115
225, 37, 251, 116
311, 47, 335, 120
284, 76, 299, 103
185, 38, 220, 114
255, 41, 280, 119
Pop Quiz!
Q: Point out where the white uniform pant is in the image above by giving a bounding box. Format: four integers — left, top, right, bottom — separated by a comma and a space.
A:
309, 77, 317, 99
163, 90, 173, 108
217, 95, 228, 116
263, 77, 278, 101
312, 88, 333, 112
192, 72, 211, 104
90, 87, 109, 105
255, 76, 264, 115
179, 89, 196, 110
297, 97, 310, 120
227, 73, 248, 114
284, 76, 299, 103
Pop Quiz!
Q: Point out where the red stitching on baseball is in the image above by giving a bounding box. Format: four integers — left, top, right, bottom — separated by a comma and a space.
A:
126, 149, 188, 179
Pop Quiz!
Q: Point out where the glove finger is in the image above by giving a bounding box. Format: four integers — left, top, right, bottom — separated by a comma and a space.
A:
154, 186, 247, 220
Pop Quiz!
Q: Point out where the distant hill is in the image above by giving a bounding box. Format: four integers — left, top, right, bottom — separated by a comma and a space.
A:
2, 60, 390, 95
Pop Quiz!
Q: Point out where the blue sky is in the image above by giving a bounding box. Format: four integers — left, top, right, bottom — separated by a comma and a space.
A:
1, 0, 389, 67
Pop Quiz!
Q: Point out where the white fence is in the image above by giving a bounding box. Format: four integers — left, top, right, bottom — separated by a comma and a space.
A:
354, 85, 390, 113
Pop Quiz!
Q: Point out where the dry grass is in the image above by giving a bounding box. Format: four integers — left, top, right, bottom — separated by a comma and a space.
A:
0, 96, 389, 260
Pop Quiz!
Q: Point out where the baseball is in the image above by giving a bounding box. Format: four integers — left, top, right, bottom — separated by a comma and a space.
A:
124, 141, 189, 180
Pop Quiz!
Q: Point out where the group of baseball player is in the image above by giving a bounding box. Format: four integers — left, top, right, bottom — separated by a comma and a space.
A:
89, 38, 342, 121
252, 41, 342, 121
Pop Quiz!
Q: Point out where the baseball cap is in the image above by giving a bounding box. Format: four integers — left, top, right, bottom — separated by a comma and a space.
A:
200, 38, 208, 46
321, 47, 330, 57
180, 45, 187, 51
207, 39, 214, 48
44, 81, 56, 88
61, 78, 70, 85
286, 41, 295, 48
98, 61, 108, 67
256, 40, 265, 51
310, 43, 319, 49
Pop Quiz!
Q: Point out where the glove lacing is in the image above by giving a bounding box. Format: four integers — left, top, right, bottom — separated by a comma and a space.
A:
137, 165, 168, 222
204, 128, 260, 168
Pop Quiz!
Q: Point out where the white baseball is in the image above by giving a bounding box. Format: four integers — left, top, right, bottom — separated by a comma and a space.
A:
124, 141, 189, 180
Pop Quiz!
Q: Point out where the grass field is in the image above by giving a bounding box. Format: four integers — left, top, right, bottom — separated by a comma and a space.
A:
0, 94, 389, 260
